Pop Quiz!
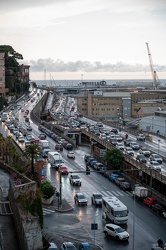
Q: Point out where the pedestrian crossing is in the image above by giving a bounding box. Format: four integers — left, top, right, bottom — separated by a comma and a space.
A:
43, 207, 56, 216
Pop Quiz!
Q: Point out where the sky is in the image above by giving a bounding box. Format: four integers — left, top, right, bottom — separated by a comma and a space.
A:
0, 0, 166, 81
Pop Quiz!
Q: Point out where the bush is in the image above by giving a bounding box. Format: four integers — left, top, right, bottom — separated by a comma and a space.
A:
41, 181, 55, 199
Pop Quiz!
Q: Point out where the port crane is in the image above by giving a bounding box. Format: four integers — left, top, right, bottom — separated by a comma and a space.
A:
145, 42, 159, 89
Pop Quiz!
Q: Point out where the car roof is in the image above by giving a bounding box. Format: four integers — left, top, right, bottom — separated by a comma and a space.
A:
105, 223, 120, 229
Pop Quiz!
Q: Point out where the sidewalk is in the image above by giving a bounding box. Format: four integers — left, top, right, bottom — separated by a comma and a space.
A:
42, 195, 74, 212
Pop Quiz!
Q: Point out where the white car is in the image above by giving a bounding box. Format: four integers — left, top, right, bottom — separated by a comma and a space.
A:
125, 147, 134, 156
18, 136, 25, 143
139, 147, 150, 157
129, 141, 140, 150
116, 142, 124, 150
150, 154, 163, 164
67, 151, 75, 159
115, 135, 123, 142
149, 161, 162, 171
136, 134, 145, 141
104, 223, 129, 240
69, 174, 81, 186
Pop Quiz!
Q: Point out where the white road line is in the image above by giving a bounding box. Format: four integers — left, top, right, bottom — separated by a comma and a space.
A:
106, 191, 114, 196
43, 208, 55, 215
101, 191, 108, 196
111, 191, 119, 196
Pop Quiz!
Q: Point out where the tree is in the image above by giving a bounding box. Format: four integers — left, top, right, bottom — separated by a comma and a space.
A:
24, 144, 41, 174
105, 148, 124, 172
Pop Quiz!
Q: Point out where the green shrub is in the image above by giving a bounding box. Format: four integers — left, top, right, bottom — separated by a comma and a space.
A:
41, 181, 55, 199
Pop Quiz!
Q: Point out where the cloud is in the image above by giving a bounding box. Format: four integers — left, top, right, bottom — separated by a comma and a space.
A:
22, 58, 166, 73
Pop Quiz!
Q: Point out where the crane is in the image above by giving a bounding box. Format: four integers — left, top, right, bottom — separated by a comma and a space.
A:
145, 42, 159, 89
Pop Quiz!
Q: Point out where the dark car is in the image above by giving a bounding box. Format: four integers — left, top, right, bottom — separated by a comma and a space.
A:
136, 154, 147, 163
55, 143, 63, 151
39, 133, 46, 140
152, 203, 165, 215
119, 181, 132, 191
64, 143, 73, 150
111, 128, 118, 134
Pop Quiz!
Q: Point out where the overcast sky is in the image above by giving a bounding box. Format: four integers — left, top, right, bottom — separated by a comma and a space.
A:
1, 0, 166, 80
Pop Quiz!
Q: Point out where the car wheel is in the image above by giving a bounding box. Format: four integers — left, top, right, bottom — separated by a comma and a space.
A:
91, 199, 93, 204
70, 180, 71, 184
116, 236, 120, 240
104, 231, 108, 237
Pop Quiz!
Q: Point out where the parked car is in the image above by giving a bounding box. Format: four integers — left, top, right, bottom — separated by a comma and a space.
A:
150, 154, 163, 164
79, 243, 92, 250
111, 128, 118, 134
67, 151, 75, 159
109, 173, 119, 182
48, 242, 59, 250
152, 203, 166, 215
119, 181, 132, 191
115, 177, 125, 186
58, 165, 68, 175
93, 162, 104, 171
74, 193, 87, 205
129, 141, 140, 150
91, 193, 102, 206
136, 154, 147, 163
69, 174, 81, 186
55, 143, 63, 151
139, 147, 150, 157
60, 242, 77, 250
143, 197, 157, 207
125, 147, 134, 156
103, 223, 129, 240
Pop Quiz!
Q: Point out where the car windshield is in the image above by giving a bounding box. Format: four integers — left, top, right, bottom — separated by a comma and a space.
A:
152, 162, 160, 166
78, 195, 85, 199
94, 194, 102, 199
72, 175, 79, 179
114, 210, 128, 217
115, 227, 125, 233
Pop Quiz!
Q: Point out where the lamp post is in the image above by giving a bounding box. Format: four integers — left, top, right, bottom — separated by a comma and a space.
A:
158, 139, 160, 154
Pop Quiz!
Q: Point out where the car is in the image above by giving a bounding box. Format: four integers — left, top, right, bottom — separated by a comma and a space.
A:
18, 136, 25, 143
149, 161, 162, 171
136, 134, 145, 141
74, 193, 87, 205
124, 138, 133, 146
67, 151, 75, 159
136, 154, 147, 163
25, 140, 31, 147
60, 242, 77, 250
110, 138, 118, 146
58, 165, 68, 175
103, 223, 129, 240
109, 173, 119, 182
152, 203, 166, 215
39, 133, 46, 140
150, 154, 163, 164
139, 147, 150, 157
26, 134, 33, 141
91, 193, 102, 206
79, 242, 92, 250
64, 143, 73, 150
143, 197, 157, 207
55, 143, 63, 151
115, 135, 123, 142
116, 142, 124, 150
119, 181, 132, 191
27, 125, 32, 131
69, 174, 81, 186
48, 242, 59, 250
125, 147, 134, 156
93, 162, 104, 171
115, 177, 125, 186
129, 141, 140, 150
111, 128, 118, 134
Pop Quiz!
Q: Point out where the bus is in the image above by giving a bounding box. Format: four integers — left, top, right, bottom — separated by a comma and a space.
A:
102, 196, 129, 224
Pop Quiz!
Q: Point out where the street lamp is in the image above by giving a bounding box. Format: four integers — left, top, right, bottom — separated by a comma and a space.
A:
158, 139, 160, 154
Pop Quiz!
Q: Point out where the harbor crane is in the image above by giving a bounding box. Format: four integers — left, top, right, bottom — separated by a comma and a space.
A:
145, 42, 159, 90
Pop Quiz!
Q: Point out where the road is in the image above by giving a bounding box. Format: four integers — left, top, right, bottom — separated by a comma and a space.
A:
0, 92, 166, 249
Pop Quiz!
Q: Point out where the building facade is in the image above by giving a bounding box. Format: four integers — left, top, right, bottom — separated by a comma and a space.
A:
0, 53, 9, 96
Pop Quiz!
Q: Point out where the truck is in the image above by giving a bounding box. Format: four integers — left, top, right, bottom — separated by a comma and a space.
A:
39, 139, 50, 151
1, 112, 8, 122
133, 186, 148, 201
47, 151, 63, 169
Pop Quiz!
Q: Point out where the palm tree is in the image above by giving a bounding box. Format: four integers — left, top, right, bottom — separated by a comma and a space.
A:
5, 136, 13, 163
24, 144, 41, 174
9, 145, 19, 164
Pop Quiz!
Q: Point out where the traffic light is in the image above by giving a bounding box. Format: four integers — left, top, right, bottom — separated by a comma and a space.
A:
86, 166, 90, 175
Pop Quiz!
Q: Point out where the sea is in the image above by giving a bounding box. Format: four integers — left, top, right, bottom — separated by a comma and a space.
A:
33, 79, 166, 88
